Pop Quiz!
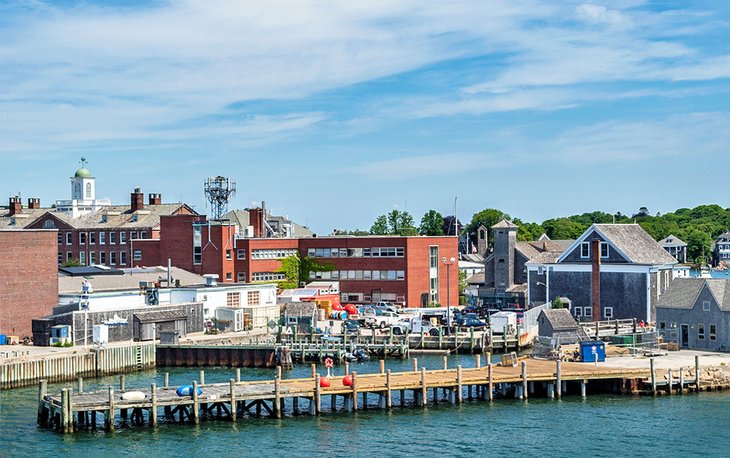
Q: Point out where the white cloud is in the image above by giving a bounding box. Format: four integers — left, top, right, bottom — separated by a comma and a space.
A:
353, 153, 507, 180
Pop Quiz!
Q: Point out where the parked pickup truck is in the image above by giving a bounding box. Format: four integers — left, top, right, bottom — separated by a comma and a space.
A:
390, 316, 440, 336
364, 310, 400, 329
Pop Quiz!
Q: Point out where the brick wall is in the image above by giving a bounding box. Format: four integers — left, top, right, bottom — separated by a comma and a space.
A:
0, 230, 59, 337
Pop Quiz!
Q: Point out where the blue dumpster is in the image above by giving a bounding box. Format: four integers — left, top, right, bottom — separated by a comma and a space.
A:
580, 341, 605, 363
0, 335, 6, 345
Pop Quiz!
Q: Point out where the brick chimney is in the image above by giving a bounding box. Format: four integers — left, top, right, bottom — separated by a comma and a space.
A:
27, 197, 40, 209
148, 193, 161, 206
8, 196, 21, 216
248, 208, 263, 238
591, 239, 601, 321
131, 187, 144, 212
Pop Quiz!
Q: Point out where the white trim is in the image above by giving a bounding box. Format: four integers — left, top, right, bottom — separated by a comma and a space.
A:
539, 263, 654, 274
645, 271, 651, 323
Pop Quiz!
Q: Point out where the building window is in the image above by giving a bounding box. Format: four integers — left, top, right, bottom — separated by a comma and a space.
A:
227, 292, 240, 307
140, 231, 147, 239
600, 242, 609, 258
57, 253, 63, 265
584, 307, 592, 318
226, 272, 232, 280
604, 307, 613, 319
79, 232, 87, 244
226, 249, 232, 260
193, 224, 202, 264
89, 232, 96, 245
580, 242, 590, 258
237, 272, 246, 282
85, 182, 92, 199
133, 250, 142, 261
109, 232, 116, 244
99, 231, 105, 244
130, 231, 138, 240
251, 248, 300, 260
99, 252, 106, 265
89, 252, 96, 265
703, 300, 710, 311
659, 321, 666, 330
79, 252, 86, 265
110, 252, 117, 265
710, 324, 717, 341
575, 307, 582, 318
698, 323, 705, 340
66, 232, 72, 245
66, 252, 73, 261
120, 231, 127, 244
237, 249, 246, 260
251, 272, 288, 282
247, 290, 260, 306
57, 233, 62, 244
120, 251, 127, 265
429, 246, 438, 268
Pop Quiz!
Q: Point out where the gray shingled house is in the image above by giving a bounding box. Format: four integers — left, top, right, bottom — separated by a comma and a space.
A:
526, 224, 677, 323
537, 308, 581, 345
656, 278, 730, 351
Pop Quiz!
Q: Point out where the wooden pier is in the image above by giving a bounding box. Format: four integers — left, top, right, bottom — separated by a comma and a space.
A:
1, 343, 155, 389
38, 356, 672, 434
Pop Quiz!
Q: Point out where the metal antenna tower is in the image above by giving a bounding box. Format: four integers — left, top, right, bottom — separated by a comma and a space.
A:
204, 176, 236, 219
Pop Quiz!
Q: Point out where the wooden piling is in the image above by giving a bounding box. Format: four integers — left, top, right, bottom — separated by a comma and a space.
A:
556, 360, 562, 398
61, 389, 69, 433
379, 359, 385, 374
78, 376, 83, 393
679, 367, 685, 394
314, 375, 321, 415
164, 372, 169, 388
120, 375, 125, 392
277, 366, 282, 379
488, 364, 493, 401
192, 381, 200, 423
352, 371, 359, 411
236, 368, 241, 383
420, 367, 427, 407
443, 355, 448, 370
456, 365, 463, 404
521, 361, 528, 400
345, 361, 349, 376
413, 357, 418, 373
667, 369, 673, 395
311, 364, 316, 379
150, 383, 158, 427
650, 358, 656, 394
476, 354, 481, 369
37, 380, 47, 425
199, 370, 205, 386
695, 355, 700, 389
274, 377, 282, 419
229, 379, 236, 422
386, 369, 392, 409
106, 386, 115, 431
581, 380, 587, 398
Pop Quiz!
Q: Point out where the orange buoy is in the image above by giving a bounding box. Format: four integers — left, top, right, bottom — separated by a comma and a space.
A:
342, 375, 353, 387
320, 377, 331, 388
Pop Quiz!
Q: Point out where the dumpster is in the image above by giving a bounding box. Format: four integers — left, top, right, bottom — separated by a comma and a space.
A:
0, 335, 6, 345
580, 340, 606, 363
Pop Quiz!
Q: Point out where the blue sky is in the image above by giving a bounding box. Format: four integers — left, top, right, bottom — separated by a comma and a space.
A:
2, 1, 730, 234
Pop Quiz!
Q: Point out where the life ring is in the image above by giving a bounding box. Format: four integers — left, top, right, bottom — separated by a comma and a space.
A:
324, 357, 334, 368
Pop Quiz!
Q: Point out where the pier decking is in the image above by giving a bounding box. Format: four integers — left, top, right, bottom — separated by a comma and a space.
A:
38, 357, 664, 434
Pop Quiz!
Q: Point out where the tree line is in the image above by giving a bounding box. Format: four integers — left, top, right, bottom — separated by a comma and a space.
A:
341, 204, 730, 264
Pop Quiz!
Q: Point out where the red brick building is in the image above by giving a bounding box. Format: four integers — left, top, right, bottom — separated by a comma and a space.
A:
133, 212, 458, 308
0, 229, 59, 337
25, 189, 195, 267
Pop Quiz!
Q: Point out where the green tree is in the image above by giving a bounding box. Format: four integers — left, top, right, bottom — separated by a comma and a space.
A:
61, 258, 82, 267
370, 215, 389, 235
277, 254, 334, 289
552, 296, 564, 309
466, 208, 510, 247
370, 210, 418, 236
419, 210, 445, 236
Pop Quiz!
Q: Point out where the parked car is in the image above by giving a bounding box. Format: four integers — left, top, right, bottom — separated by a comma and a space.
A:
391, 316, 440, 336
365, 310, 400, 329
343, 319, 360, 335
454, 312, 487, 327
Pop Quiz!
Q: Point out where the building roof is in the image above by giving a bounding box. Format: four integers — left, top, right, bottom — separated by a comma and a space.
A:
134, 309, 187, 323
657, 278, 730, 312
0, 207, 52, 228
465, 273, 484, 285
540, 308, 579, 331
460, 253, 485, 263
557, 224, 677, 265
222, 208, 314, 238
659, 235, 687, 247
491, 219, 518, 229
283, 302, 317, 315
58, 266, 206, 294
29, 203, 194, 230
74, 167, 93, 178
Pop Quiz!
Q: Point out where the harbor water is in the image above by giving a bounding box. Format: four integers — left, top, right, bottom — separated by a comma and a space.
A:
2, 354, 729, 457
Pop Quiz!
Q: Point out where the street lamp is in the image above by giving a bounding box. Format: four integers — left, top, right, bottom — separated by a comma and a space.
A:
442, 256, 456, 335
